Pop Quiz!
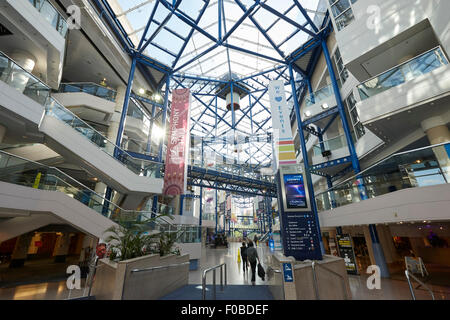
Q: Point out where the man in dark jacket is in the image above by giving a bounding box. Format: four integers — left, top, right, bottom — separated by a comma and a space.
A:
246, 241, 260, 284
240, 242, 248, 273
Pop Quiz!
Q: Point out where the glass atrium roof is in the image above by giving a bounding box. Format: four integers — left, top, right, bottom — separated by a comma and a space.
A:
104, 0, 327, 166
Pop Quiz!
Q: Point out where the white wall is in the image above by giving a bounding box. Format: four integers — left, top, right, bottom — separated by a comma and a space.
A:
319, 183, 450, 228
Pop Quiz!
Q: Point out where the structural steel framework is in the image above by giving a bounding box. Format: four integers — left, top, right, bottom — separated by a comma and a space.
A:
90, 0, 367, 233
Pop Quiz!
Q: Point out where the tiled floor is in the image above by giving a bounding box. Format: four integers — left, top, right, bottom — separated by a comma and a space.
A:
0, 242, 449, 300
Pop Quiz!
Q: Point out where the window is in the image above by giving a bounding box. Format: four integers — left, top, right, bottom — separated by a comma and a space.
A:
344, 92, 365, 140
334, 47, 349, 86
329, 0, 359, 31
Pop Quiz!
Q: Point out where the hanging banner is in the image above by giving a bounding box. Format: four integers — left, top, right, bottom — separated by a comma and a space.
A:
268, 80, 297, 169
163, 88, 191, 196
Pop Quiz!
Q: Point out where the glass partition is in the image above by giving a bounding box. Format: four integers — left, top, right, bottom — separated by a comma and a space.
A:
358, 47, 449, 100
305, 84, 334, 107
28, 0, 68, 37
315, 143, 450, 212
44, 97, 162, 178
59, 83, 117, 102
0, 51, 50, 105
313, 134, 348, 156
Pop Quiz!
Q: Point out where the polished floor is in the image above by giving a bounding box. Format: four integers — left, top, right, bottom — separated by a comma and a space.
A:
0, 241, 449, 300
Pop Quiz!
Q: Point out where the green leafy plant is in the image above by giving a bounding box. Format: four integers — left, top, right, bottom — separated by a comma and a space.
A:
104, 213, 183, 262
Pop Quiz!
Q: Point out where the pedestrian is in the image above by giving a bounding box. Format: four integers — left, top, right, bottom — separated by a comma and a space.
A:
253, 234, 258, 247
246, 240, 260, 284
240, 241, 248, 273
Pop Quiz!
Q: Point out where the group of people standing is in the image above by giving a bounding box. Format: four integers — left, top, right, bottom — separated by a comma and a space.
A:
239, 235, 260, 284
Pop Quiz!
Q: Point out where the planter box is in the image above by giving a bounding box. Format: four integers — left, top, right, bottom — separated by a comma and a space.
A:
92, 253, 189, 300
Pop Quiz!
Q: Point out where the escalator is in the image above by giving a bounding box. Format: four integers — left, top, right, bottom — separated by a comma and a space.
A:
0, 150, 169, 242
0, 51, 163, 209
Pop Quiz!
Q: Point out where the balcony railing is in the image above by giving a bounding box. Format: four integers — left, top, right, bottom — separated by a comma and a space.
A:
0, 51, 51, 105
358, 47, 449, 100
59, 82, 117, 102
313, 134, 347, 157
305, 84, 334, 107
0, 150, 167, 224
0, 51, 162, 179
28, 0, 68, 37
315, 142, 450, 212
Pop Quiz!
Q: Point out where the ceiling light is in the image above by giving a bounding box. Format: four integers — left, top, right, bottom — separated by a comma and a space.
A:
304, 111, 312, 118
321, 103, 329, 110
152, 125, 165, 141
139, 88, 145, 95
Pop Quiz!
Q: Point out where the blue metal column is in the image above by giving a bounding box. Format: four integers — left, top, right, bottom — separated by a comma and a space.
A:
151, 195, 158, 218
306, 77, 315, 104
146, 103, 157, 153
158, 75, 171, 161
114, 57, 137, 158
215, 187, 218, 233
369, 224, 390, 278
199, 187, 203, 226
180, 195, 184, 216
289, 63, 325, 254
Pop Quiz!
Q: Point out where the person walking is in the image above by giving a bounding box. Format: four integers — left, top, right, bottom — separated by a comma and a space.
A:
240, 241, 248, 273
253, 234, 259, 247
246, 241, 260, 284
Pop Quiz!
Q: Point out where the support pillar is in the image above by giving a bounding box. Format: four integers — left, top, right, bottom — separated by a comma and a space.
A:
363, 225, 390, 278
9, 233, 34, 268
0, 125, 6, 143
422, 116, 450, 182
376, 225, 400, 266
53, 233, 72, 263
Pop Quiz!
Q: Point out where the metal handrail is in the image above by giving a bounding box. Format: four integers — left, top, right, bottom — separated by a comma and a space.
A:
316, 141, 450, 196
310, 261, 348, 300
405, 270, 435, 300
0, 149, 172, 225
131, 261, 190, 273
358, 46, 447, 87
202, 263, 227, 300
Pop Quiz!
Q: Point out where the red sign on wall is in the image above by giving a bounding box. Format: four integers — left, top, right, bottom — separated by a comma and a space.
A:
163, 88, 191, 196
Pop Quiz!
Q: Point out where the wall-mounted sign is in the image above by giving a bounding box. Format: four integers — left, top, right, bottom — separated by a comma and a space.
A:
279, 164, 311, 212
336, 234, 358, 275
163, 89, 191, 196
282, 263, 294, 282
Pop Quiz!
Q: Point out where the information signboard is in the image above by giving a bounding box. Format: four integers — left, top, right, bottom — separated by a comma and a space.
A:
336, 234, 358, 275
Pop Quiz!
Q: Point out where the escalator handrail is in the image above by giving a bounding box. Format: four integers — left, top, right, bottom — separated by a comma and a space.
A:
0, 149, 170, 224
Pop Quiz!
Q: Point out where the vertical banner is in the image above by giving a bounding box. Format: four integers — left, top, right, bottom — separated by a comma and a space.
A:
163, 89, 191, 196
268, 80, 297, 170
336, 234, 358, 275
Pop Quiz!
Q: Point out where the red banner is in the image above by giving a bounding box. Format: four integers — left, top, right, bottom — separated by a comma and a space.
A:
163, 89, 191, 196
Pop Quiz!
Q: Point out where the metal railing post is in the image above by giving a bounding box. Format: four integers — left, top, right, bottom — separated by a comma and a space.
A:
213, 269, 216, 300
311, 261, 320, 300
220, 265, 223, 291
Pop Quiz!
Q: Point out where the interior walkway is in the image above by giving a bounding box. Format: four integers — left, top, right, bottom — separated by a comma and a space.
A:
0, 241, 449, 300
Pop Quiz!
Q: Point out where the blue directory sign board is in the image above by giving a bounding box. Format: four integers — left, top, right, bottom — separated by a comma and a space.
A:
276, 165, 323, 261
283, 263, 293, 282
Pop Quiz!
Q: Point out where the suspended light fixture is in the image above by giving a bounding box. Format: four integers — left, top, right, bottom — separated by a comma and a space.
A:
226, 91, 240, 111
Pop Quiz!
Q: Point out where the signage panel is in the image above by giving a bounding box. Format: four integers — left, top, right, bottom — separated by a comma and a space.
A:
163, 89, 191, 196
282, 263, 294, 282
336, 234, 358, 275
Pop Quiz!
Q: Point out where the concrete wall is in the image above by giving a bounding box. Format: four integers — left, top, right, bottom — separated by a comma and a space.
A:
92, 254, 189, 300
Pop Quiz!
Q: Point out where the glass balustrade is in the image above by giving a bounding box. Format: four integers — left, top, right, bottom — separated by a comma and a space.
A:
28, 0, 68, 37
158, 224, 201, 243
358, 47, 449, 100
313, 134, 348, 157
315, 142, 450, 212
0, 150, 140, 221
305, 84, 334, 107
59, 83, 117, 102
0, 52, 51, 105
44, 97, 162, 178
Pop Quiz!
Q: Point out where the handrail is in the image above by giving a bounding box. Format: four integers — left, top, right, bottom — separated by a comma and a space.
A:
357, 46, 447, 86
405, 270, 435, 300
202, 263, 227, 300
316, 141, 450, 196
0, 149, 170, 224
131, 261, 190, 273
310, 261, 348, 300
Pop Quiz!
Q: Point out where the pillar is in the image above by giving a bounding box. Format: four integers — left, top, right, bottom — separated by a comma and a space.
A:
422, 116, 450, 182
363, 225, 390, 278
9, 233, 34, 268
0, 125, 6, 143
53, 233, 72, 263
376, 225, 400, 265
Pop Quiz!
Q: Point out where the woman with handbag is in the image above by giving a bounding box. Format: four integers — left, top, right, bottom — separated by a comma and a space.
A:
246, 241, 260, 285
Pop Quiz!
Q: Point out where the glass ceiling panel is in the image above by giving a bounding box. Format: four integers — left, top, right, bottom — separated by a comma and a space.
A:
105, 0, 324, 166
